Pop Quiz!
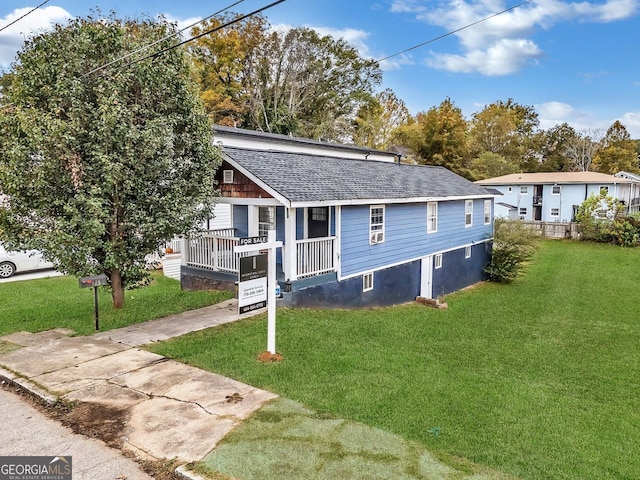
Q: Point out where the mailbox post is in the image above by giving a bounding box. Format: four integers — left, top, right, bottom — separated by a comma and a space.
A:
79, 274, 110, 331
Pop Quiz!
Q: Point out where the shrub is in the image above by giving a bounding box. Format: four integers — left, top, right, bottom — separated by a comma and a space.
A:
484, 219, 538, 282
576, 193, 640, 247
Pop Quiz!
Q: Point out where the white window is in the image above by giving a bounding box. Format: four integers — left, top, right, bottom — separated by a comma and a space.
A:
258, 206, 275, 236
484, 200, 491, 225
550, 208, 560, 217
465, 245, 471, 259
370, 206, 385, 244
223, 170, 234, 184
363, 272, 374, 292
434, 254, 442, 269
552, 185, 561, 195
427, 202, 438, 233
519, 207, 527, 216
465, 200, 473, 227
520, 186, 528, 195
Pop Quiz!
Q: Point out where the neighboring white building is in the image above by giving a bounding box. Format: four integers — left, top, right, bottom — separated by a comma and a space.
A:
476, 172, 640, 222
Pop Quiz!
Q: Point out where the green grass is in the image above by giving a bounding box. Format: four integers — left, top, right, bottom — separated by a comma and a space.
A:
148, 241, 640, 480
0, 272, 233, 336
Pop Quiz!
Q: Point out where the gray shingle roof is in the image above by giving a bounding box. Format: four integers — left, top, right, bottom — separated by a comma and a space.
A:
223, 147, 493, 203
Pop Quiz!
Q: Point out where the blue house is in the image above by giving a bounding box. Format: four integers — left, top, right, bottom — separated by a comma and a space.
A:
181, 126, 496, 308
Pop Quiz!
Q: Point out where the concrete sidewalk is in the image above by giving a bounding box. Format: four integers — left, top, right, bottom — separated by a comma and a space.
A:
0, 299, 277, 464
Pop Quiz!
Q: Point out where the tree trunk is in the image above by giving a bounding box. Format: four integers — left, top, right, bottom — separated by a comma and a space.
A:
110, 269, 125, 309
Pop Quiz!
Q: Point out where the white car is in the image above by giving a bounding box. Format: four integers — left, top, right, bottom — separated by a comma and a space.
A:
0, 244, 55, 278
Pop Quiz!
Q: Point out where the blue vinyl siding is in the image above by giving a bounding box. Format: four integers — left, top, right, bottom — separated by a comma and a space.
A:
340, 199, 493, 278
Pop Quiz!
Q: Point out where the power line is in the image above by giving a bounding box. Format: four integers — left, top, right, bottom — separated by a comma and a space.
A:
82, 0, 246, 77
121, 0, 286, 70
0, 0, 51, 33
376, 0, 534, 63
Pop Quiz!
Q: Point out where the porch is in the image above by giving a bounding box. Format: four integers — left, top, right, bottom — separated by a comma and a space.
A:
181, 229, 338, 281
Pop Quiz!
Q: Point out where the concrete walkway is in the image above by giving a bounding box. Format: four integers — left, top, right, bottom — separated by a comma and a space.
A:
0, 299, 277, 464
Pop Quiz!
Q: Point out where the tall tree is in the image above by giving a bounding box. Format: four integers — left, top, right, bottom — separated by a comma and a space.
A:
352, 88, 410, 149
246, 27, 382, 141
538, 123, 578, 172
564, 129, 603, 172
0, 15, 220, 308
188, 13, 268, 127
469, 99, 540, 171
591, 121, 639, 174
403, 98, 470, 175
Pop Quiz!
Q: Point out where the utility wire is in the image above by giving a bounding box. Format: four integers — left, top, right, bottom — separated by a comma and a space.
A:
0, 0, 51, 33
82, 0, 246, 77
120, 0, 286, 70
376, 0, 534, 63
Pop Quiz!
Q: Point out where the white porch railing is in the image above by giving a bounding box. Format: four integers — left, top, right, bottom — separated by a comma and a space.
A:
185, 230, 241, 273
296, 236, 337, 278
185, 231, 337, 279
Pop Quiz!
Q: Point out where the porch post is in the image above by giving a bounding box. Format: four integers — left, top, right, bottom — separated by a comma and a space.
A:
284, 206, 298, 281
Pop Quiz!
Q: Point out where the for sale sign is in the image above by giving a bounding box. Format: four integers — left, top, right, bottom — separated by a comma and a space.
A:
238, 254, 268, 314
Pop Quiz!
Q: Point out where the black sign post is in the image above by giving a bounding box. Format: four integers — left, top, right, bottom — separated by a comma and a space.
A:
79, 274, 110, 331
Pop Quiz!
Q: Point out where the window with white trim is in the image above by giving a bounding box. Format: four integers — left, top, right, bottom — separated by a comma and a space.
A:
484, 200, 491, 225
520, 186, 528, 194
519, 207, 527, 216
258, 206, 275, 236
370, 206, 385, 244
465, 245, 471, 259
465, 200, 473, 227
600, 186, 609, 195
552, 185, 561, 195
434, 254, 442, 269
550, 208, 560, 217
223, 170, 234, 183
363, 272, 374, 292
427, 202, 438, 233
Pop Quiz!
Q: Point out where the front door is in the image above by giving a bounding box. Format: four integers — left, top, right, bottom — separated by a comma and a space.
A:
308, 207, 329, 238
420, 256, 433, 299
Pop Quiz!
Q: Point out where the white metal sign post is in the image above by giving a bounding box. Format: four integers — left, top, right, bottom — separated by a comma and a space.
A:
234, 230, 282, 354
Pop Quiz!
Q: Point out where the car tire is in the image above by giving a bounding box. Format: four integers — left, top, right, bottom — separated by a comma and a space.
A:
0, 261, 16, 278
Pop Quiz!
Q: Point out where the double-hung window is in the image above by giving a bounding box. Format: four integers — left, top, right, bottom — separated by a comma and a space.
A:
484, 200, 491, 225
465, 200, 473, 227
370, 206, 385, 244
258, 207, 275, 236
427, 202, 438, 233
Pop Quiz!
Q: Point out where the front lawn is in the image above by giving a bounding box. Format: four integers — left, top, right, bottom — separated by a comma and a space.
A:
0, 272, 233, 336
148, 241, 640, 479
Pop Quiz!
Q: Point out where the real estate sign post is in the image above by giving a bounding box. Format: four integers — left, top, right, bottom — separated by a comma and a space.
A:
234, 231, 282, 354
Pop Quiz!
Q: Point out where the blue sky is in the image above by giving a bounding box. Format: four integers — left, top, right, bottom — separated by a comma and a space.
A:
2, 0, 640, 137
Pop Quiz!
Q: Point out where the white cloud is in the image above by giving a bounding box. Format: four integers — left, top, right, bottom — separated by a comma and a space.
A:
397, 0, 640, 76
0, 6, 71, 69
428, 38, 543, 76
620, 111, 640, 137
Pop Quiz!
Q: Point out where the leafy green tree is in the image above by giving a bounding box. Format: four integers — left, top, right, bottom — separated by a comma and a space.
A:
538, 123, 578, 172
591, 121, 639, 174
188, 13, 268, 127
575, 192, 638, 245
468, 99, 540, 170
246, 27, 382, 141
484, 219, 538, 282
0, 14, 220, 308
352, 88, 410, 149
404, 98, 470, 176
469, 152, 519, 180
